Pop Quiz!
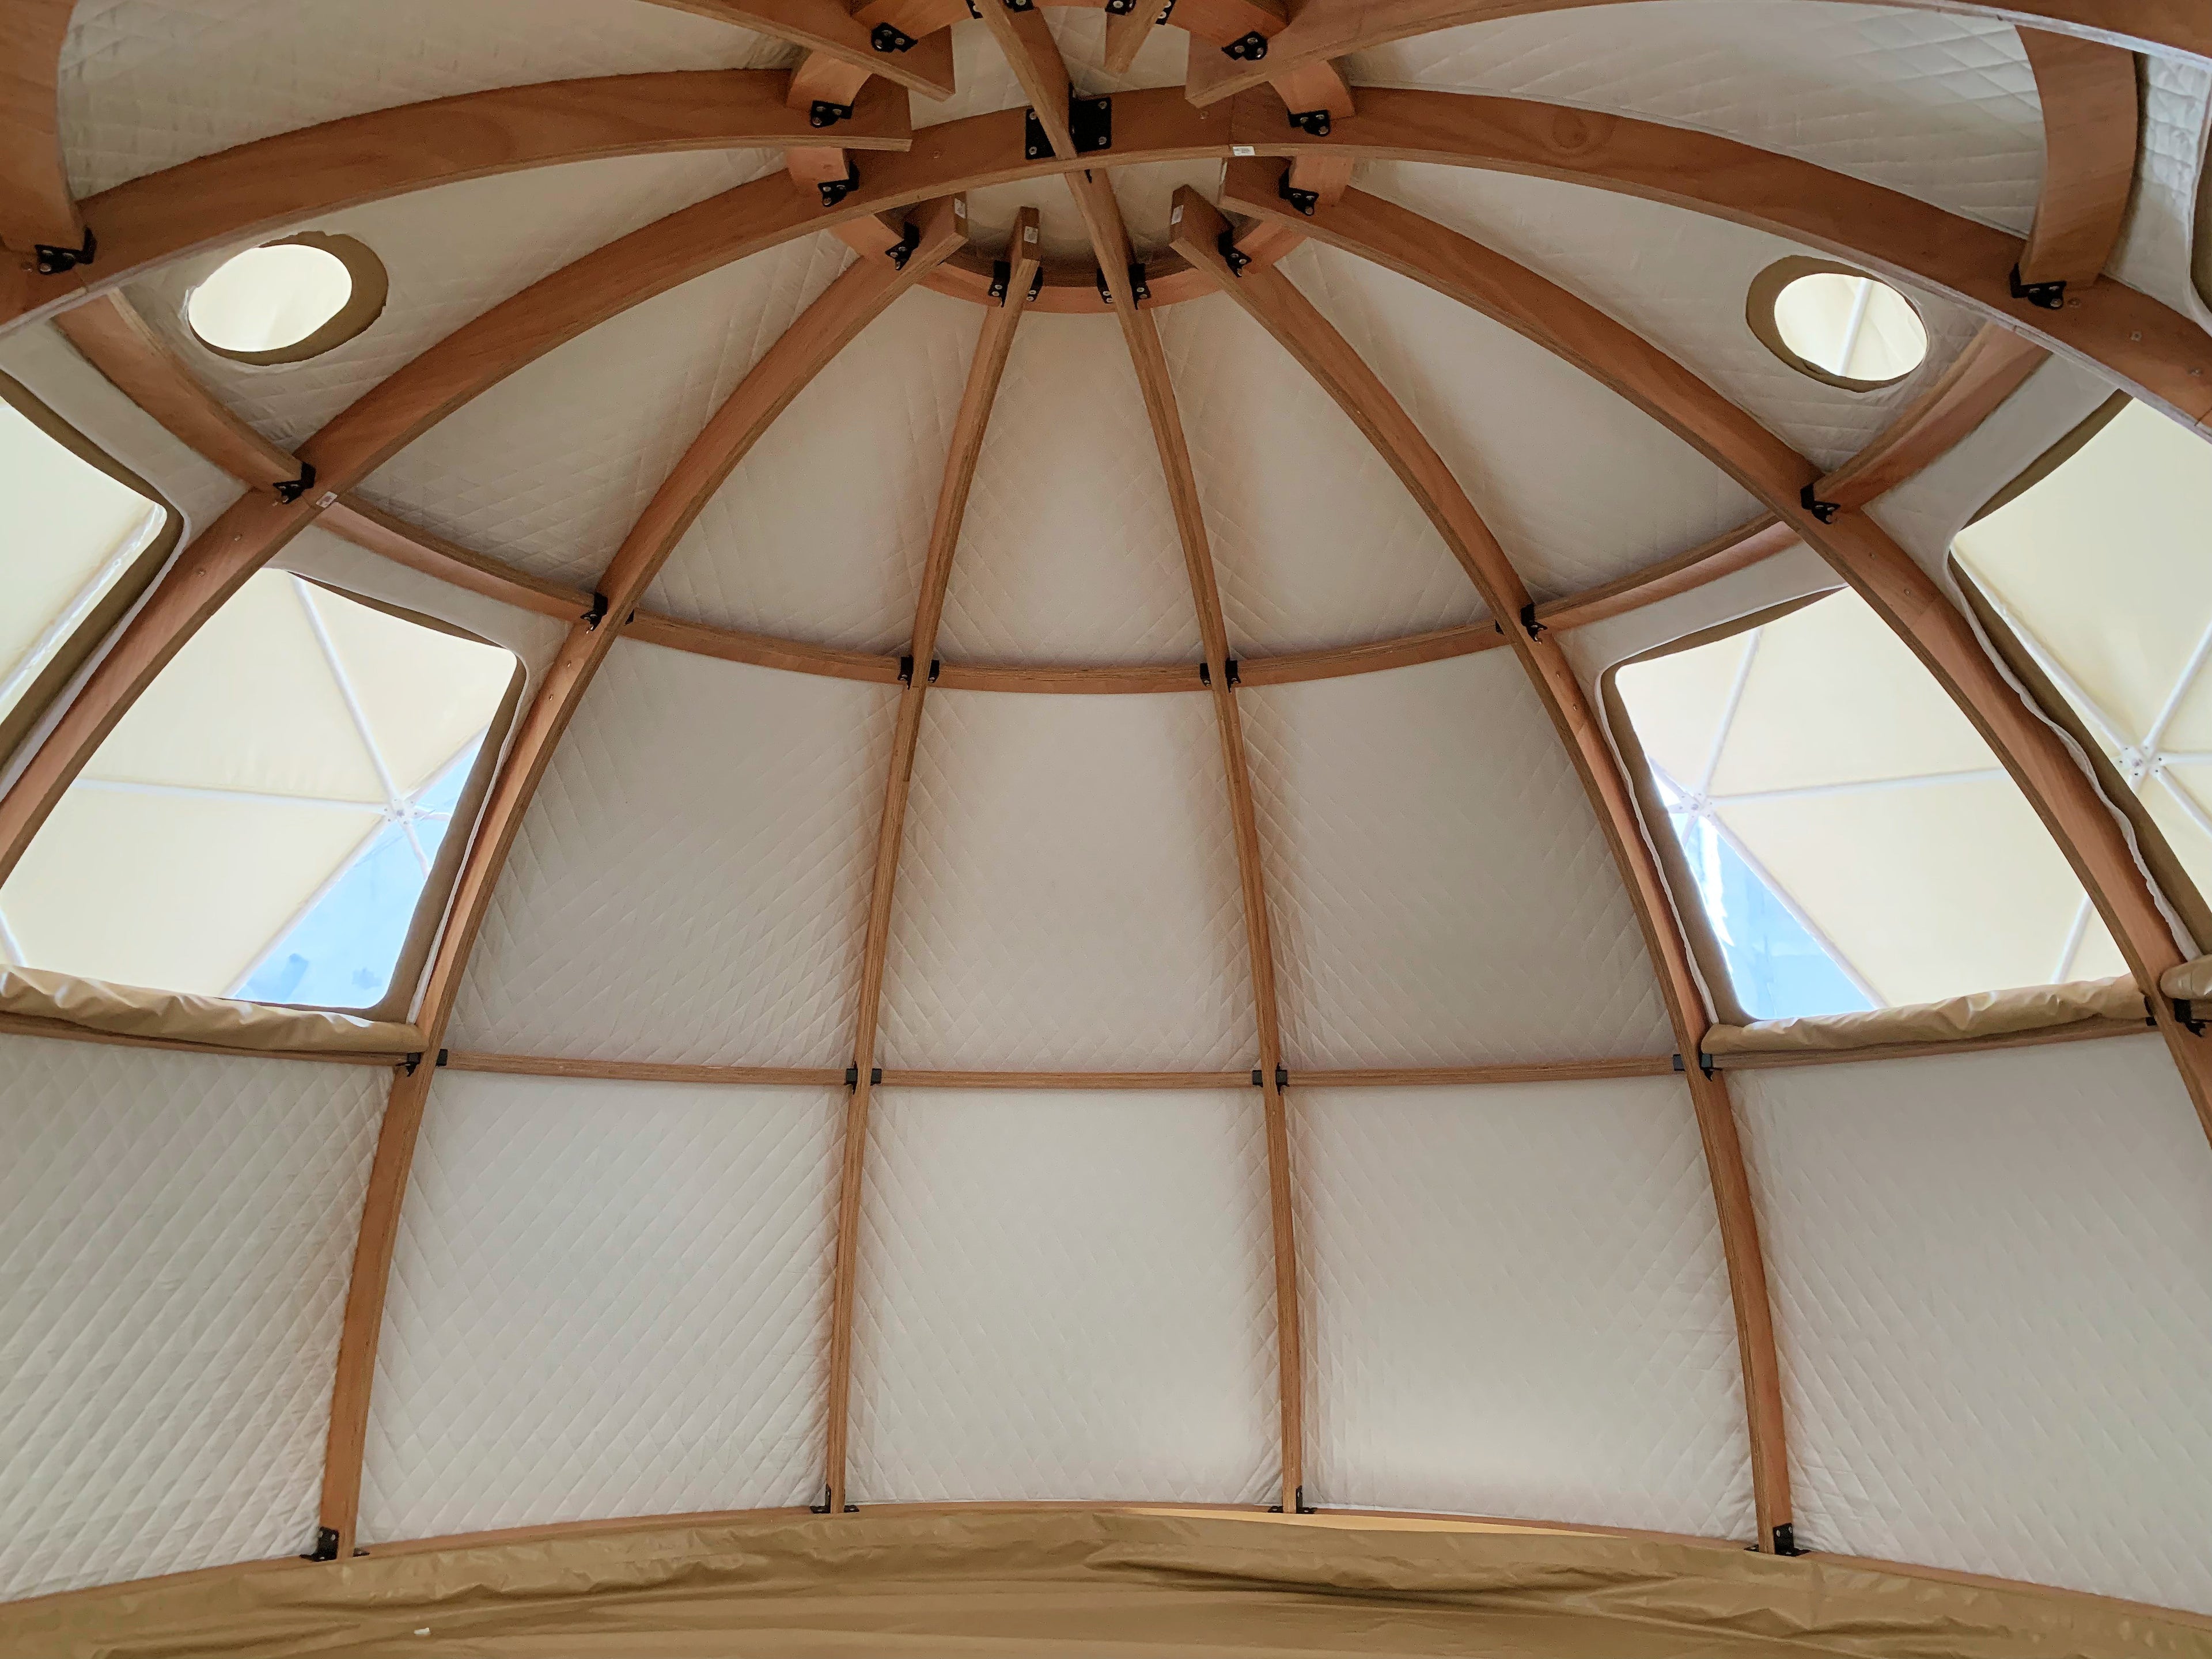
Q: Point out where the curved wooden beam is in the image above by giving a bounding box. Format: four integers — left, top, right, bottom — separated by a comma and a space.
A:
1184, 0, 2212, 108
0, 0, 78, 256
315, 202, 968, 1557
1169, 183, 1796, 1550
2016, 28, 2141, 288
651, 0, 956, 99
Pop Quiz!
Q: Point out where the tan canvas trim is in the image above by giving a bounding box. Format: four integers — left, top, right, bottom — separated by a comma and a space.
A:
0, 963, 420, 1054
7, 1508, 2207, 1659
2161, 954, 2212, 1001
1704, 973, 2145, 1055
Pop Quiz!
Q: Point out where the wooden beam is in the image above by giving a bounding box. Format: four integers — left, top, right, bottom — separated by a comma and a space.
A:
2016, 28, 2141, 288
315, 204, 967, 1557
0, 0, 79, 255
1169, 185, 1794, 1550
1290, 1057, 1676, 1086
1103, 4, 1160, 75
444, 1054, 846, 1085
974, 0, 1075, 158
650, 0, 957, 99
821, 211, 1042, 1515
876, 1070, 1252, 1089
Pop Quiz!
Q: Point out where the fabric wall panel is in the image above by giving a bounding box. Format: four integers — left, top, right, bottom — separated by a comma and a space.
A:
1241, 653, 1673, 1067
849, 1089, 1278, 1505
1296, 1078, 1755, 1538
359, 1071, 838, 1542
0, 1035, 382, 1601
1738, 1037, 2212, 1614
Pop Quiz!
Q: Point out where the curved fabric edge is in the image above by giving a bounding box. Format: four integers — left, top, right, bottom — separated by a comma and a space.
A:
1703, 975, 2146, 1055
0, 964, 422, 1054
2159, 954, 2212, 1002
6, 1510, 2205, 1659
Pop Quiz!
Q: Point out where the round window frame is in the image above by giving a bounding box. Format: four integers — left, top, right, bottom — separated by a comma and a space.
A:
1746, 255, 1928, 393
183, 232, 389, 367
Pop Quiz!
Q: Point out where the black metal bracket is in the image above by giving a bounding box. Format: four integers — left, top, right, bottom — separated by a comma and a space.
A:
1153, 0, 1177, 22
302, 1527, 342, 1562
1218, 228, 1251, 277
1799, 481, 1840, 524
809, 99, 854, 129
965, 0, 980, 15
1069, 94, 1112, 154
33, 227, 96, 276
990, 260, 1012, 304
1095, 264, 1113, 306
887, 219, 922, 269
1770, 1524, 1806, 1557
582, 592, 610, 630
2176, 998, 2207, 1036
1104, 0, 1135, 12
1003, 0, 1033, 11
273, 461, 318, 504
1278, 168, 1319, 217
1268, 1485, 1315, 1514
1672, 1051, 1716, 1079
897, 655, 940, 686
2008, 264, 2066, 311
1028, 264, 1045, 301
844, 1066, 882, 1090
402, 1052, 423, 1077
819, 161, 860, 209
810, 1483, 834, 1514
870, 21, 915, 51
1024, 107, 1051, 161
1198, 658, 1240, 687
1128, 262, 1150, 305
1222, 29, 1269, 58
438, 1048, 449, 1069
1518, 602, 1545, 640
1286, 108, 1332, 137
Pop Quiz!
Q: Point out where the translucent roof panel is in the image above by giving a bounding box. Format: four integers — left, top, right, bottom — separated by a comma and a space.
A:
0, 570, 515, 1009
1616, 588, 2117, 1017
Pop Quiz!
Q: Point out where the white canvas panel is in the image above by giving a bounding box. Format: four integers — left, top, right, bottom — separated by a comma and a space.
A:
1738, 1038, 2212, 1615
0, 1035, 382, 1601
2111, 59, 2212, 334
647, 287, 982, 652
60, 0, 796, 197
1241, 653, 1672, 1067
934, 313, 1205, 665
1350, 1, 2042, 234
1154, 291, 1484, 653
1355, 162, 1984, 472
449, 641, 895, 1066
849, 1088, 1278, 1504
1286, 242, 1763, 601
876, 690, 1257, 1070
127, 150, 786, 454
357, 229, 851, 589
359, 1070, 838, 1541
1298, 1077, 1753, 1537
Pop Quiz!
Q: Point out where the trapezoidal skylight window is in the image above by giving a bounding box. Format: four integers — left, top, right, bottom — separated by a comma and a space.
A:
0, 569, 519, 1014
1608, 586, 2119, 1023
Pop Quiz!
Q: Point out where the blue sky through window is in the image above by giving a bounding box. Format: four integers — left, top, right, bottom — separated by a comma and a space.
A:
1666, 809, 1872, 1021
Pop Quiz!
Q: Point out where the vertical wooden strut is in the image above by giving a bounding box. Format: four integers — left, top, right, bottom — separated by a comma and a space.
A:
2014, 28, 2140, 291
821, 211, 1043, 1516
0, 1, 83, 257
316, 202, 968, 1556
1169, 187, 1790, 1546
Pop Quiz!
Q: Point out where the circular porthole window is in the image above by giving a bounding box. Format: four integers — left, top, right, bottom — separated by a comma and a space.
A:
184, 232, 388, 365
1748, 256, 1928, 391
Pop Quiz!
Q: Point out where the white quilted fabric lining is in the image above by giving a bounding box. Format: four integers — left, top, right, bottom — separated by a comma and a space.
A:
448, 641, 896, 1066
1241, 653, 1673, 1066
359, 1070, 838, 1542
357, 226, 852, 589
1349, 0, 2043, 234
126, 149, 789, 455
935, 313, 1205, 665
1355, 161, 1984, 473
60, 0, 796, 198
2111, 58, 2212, 334
849, 1088, 1278, 1504
1738, 1037, 2212, 1615
647, 287, 982, 653
1286, 241, 1764, 601
1297, 1077, 1754, 1537
0, 1034, 382, 1601
1153, 290, 1484, 653
876, 690, 1257, 1070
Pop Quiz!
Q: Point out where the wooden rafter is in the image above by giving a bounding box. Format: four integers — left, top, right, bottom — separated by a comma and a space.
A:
314, 202, 968, 1556
819, 211, 1043, 1516
653, 0, 956, 98
0, 0, 79, 256
2016, 28, 2141, 289
1168, 185, 1794, 1550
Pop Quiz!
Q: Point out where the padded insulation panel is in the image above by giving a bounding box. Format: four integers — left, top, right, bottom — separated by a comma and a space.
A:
849, 1088, 1278, 1504
875, 690, 1258, 1071
0, 1035, 382, 1601
449, 642, 895, 1066
360, 1071, 838, 1541
1296, 1078, 1754, 1538
1738, 1038, 2212, 1615
1240, 653, 1673, 1066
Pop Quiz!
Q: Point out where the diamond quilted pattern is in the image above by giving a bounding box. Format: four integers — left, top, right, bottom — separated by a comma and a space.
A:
1350, 1, 2043, 234
0, 1034, 382, 1600
935, 313, 1205, 665
647, 287, 982, 652
1357, 162, 1984, 473
876, 690, 1257, 1070
1737, 1038, 2212, 1616
1298, 1078, 1755, 1536
357, 226, 850, 588
449, 641, 896, 1065
1154, 290, 1484, 652
126, 149, 787, 455
1242, 653, 1673, 1066
60, 0, 797, 197
1286, 242, 1763, 601
2111, 59, 2212, 330
849, 1088, 1278, 1503
359, 1071, 838, 1541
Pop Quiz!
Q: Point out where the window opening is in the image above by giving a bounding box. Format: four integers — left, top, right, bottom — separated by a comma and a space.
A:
184, 233, 388, 365
1748, 257, 1929, 391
